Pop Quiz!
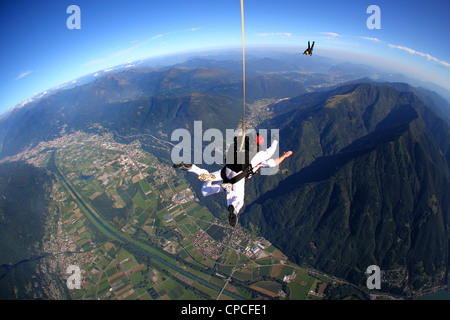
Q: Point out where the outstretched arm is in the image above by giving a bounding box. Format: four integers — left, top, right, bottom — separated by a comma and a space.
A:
273, 151, 292, 166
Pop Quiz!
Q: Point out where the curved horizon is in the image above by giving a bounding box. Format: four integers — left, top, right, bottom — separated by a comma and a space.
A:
1, 1, 449, 114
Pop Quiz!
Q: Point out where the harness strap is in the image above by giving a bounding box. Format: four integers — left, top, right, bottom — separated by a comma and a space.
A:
222, 134, 261, 185
220, 163, 256, 185
221, 166, 246, 184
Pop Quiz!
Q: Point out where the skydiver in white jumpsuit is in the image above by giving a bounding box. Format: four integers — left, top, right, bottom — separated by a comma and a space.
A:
174, 135, 292, 227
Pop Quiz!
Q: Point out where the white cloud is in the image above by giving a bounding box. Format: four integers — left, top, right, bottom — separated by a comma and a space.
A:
151, 34, 164, 40
388, 44, 450, 68
320, 32, 340, 37
257, 32, 292, 37
320, 32, 449, 69
15, 70, 33, 80
360, 36, 381, 42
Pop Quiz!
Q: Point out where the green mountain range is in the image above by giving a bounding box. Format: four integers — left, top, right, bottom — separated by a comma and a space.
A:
241, 83, 449, 294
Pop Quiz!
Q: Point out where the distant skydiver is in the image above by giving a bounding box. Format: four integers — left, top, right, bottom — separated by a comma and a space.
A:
303, 41, 315, 56
174, 134, 292, 227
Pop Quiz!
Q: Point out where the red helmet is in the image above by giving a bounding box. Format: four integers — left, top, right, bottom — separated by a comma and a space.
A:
256, 135, 265, 146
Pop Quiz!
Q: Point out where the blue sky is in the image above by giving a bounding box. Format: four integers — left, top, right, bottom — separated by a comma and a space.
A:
1, 0, 449, 115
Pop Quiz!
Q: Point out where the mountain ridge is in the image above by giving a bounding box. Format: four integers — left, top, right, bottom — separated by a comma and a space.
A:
240, 84, 449, 293
243, 117, 449, 290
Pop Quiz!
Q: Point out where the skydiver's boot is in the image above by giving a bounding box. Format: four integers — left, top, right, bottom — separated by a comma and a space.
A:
173, 162, 192, 171
228, 205, 237, 228
198, 173, 216, 182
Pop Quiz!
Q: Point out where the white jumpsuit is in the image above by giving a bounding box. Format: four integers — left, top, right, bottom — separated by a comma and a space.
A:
187, 140, 278, 215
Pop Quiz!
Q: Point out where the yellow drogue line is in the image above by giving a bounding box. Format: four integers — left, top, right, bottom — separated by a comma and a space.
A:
239, 0, 246, 151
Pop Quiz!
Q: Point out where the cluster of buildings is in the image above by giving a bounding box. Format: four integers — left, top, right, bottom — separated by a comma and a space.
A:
243, 241, 270, 260
152, 162, 175, 186
283, 271, 297, 283
171, 188, 196, 204
0, 130, 89, 166
239, 237, 271, 260
192, 230, 224, 261
41, 190, 96, 297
